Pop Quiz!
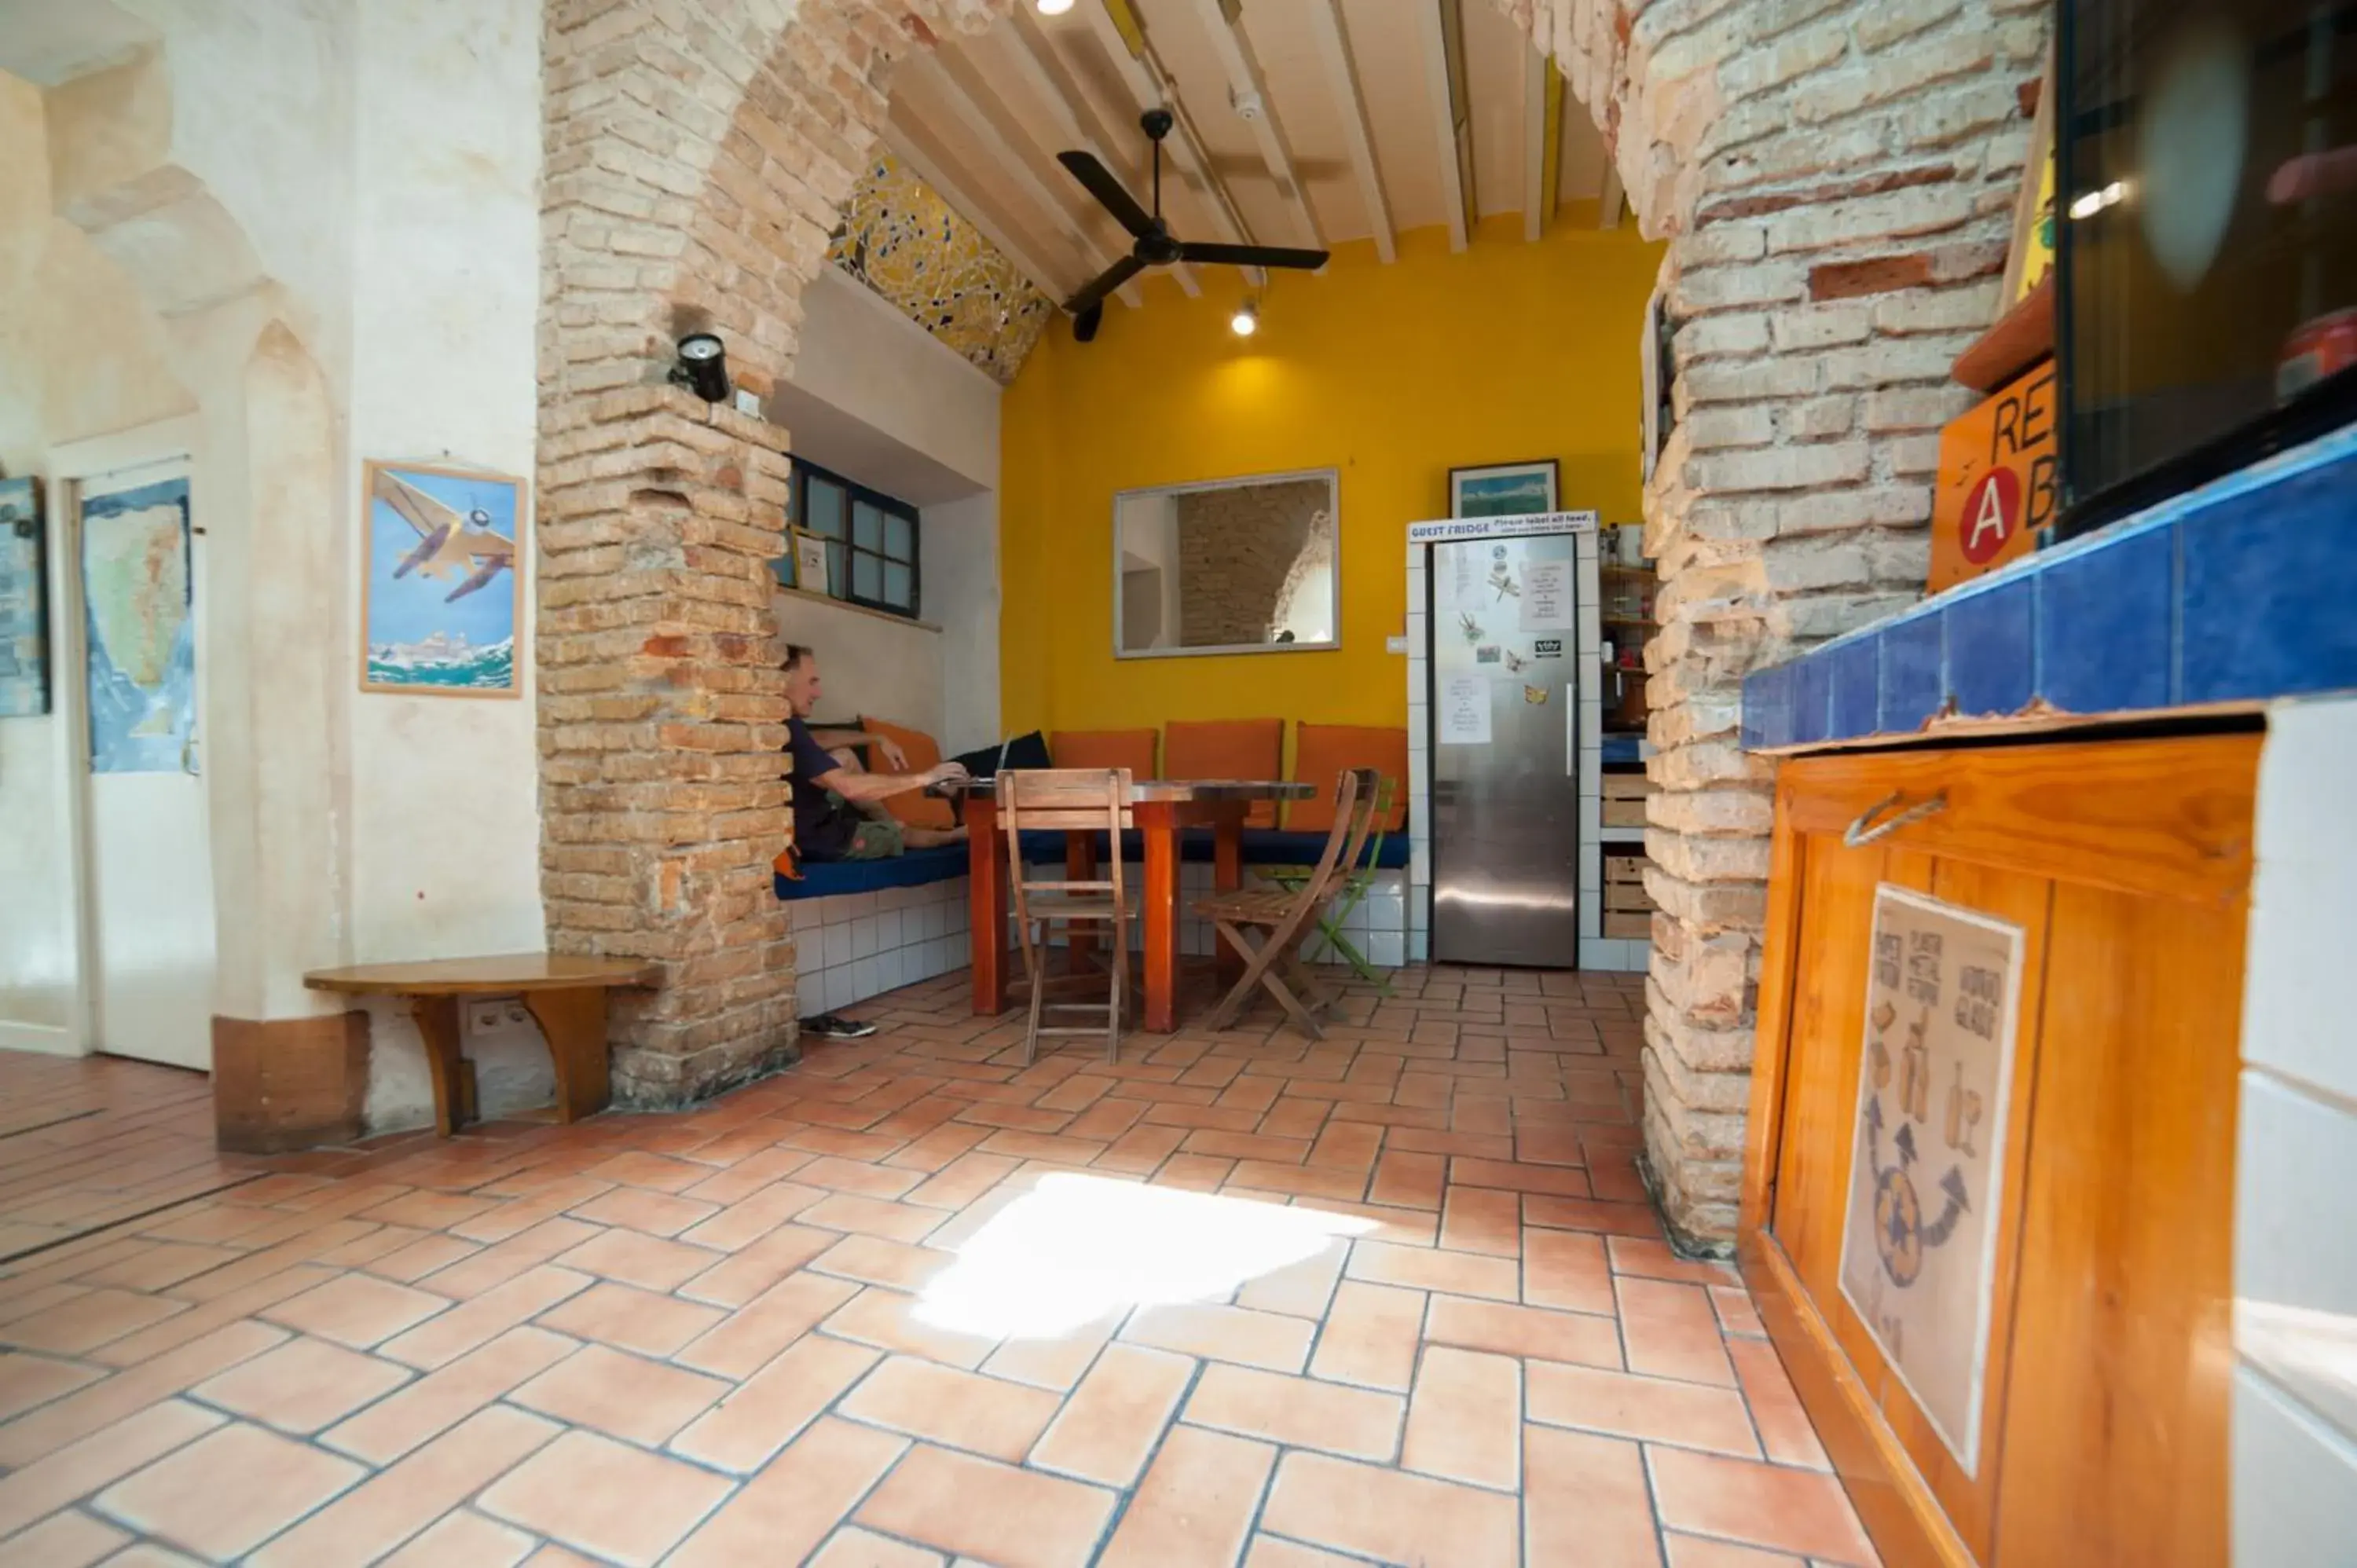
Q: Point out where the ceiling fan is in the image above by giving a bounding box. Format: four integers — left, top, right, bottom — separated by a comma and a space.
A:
1058, 108, 1329, 339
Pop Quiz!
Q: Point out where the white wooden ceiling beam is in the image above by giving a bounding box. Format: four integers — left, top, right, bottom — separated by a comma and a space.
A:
994, 16, 1198, 297
1183, 0, 1323, 251
1415, 0, 1471, 252
1076, 0, 1266, 284
1307, 0, 1392, 262
910, 60, 1145, 310
880, 121, 1095, 313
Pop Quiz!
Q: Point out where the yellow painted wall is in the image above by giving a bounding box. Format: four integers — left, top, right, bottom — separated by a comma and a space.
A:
999, 217, 1664, 743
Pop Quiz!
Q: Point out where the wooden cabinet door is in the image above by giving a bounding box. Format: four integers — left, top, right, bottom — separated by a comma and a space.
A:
1739, 735, 2258, 1568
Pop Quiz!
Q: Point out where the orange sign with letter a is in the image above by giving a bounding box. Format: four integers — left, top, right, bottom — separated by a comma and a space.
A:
1930, 360, 2057, 594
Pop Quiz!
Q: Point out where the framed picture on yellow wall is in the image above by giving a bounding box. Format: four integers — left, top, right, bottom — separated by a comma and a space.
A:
1449, 460, 1559, 519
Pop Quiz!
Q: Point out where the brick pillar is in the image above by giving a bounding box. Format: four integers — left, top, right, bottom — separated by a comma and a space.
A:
537, 384, 801, 1105
1501, 0, 2047, 1249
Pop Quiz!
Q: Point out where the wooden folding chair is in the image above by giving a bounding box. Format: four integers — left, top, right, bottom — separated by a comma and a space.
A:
1193, 768, 1380, 1040
999, 768, 1135, 1064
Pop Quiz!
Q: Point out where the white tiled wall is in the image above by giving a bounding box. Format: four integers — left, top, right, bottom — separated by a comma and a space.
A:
2232, 695, 2357, 1565
1405, 523, 1644, 973
788, 879, 972, 1017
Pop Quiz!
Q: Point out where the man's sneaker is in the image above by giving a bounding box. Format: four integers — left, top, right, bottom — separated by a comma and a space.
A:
802, 1013, 878, 1040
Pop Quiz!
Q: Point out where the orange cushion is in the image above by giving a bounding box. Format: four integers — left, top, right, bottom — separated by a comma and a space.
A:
857, 715, 956, 831
1053, 728, 1159, 779
1164, 719, 1285, 827
1288, 724, 1409, 833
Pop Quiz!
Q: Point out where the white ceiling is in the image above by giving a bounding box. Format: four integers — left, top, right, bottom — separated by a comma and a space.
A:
885, 0, 1619, 312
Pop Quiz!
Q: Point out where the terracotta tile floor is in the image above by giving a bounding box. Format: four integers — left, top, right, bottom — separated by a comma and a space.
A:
0, 966, 1875, 1566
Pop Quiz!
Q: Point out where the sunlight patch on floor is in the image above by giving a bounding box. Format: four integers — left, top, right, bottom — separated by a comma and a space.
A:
915, 1172, 1376, 1340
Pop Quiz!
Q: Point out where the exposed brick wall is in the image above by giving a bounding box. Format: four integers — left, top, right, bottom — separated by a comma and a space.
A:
1174, 481, 1330, 647
1508, 0, 2047, 1247
539, 0, 2045, 1232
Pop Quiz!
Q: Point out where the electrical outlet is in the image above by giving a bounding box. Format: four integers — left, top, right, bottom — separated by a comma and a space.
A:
464, 998, 508, 1038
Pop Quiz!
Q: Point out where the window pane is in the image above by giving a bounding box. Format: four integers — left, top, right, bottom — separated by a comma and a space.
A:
852, 500, 884, 552
885, 512, 913, 561
852, 551, 882, 602
824, 541, 847, 598
805, 477, 846, 539
884, 561, 912, 610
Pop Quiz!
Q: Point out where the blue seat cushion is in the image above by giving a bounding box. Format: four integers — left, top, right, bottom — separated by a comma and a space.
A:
775, 842, 969, 900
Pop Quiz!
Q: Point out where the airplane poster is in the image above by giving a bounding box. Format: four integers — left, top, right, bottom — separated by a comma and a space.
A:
361, 460, 525, 697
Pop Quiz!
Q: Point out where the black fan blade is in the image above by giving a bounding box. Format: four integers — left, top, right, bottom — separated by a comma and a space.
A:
1056, 152, 1155, 239
1178, 242, 1331, 270
1064, 255, 1146, 318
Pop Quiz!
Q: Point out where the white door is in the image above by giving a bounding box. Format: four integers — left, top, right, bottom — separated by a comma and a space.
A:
75, 460, 216, 1069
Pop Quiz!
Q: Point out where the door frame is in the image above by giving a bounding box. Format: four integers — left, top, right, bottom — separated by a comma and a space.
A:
48, 416, 211, 1061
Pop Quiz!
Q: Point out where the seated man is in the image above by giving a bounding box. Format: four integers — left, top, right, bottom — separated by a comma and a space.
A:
781, 645, 969, 1042
782, 643, 969, 866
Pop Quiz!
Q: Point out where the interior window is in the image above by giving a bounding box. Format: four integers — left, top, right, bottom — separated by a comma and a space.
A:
775, 460, 920, 618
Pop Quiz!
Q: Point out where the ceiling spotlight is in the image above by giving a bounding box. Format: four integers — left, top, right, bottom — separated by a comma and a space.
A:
1036, 0, 1074, 13
671, 332, 731, 402
1230, 299, 1259, 338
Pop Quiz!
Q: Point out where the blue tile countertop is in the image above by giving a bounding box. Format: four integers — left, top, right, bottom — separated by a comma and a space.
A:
1743, 422, 2357, 753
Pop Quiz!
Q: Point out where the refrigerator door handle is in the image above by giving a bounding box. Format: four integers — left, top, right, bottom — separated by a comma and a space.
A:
1567, 690, 1576, 777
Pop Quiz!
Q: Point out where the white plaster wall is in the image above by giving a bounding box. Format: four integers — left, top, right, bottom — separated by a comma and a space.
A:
777, 268, 1000, 497
345, 0, 542, 962
924, 492, 1000, 754
775, 591, 945, 744
2232, 694, 2357, 1565
342, 0, 547, 1130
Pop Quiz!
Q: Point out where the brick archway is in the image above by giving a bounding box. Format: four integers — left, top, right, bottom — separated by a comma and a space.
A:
537, 0, 2045, 1247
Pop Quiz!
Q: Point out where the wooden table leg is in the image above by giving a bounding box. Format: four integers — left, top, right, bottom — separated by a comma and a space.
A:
411, 994, 465, 1138
523, 987, 609, 1123
1066, 830, 1098, 975
1138, 803, 1182, 1033
968, 797, 1008, 1015
1215, 810, 1247, 987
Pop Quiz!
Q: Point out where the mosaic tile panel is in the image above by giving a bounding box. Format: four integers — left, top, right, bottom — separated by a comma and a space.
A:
829, 151, 1054, 385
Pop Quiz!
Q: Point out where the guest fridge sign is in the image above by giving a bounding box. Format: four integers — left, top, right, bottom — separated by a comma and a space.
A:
1837, 885, 2023, 1475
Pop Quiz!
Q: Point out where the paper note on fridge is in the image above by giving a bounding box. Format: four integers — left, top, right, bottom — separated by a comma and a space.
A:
1519, 559, 1574, 632
1440, 674, 1492, 746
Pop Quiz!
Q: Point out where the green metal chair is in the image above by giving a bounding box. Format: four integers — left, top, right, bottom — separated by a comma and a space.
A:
1260, 775, 1398, 993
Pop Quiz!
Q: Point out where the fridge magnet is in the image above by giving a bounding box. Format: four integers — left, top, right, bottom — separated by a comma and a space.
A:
82, 469, 196, 771
1837, 885, 2024, 1475
362, 461, 525, 696
0, 476, 48, 717
1522, 683, 1549, 705
1450, 460, 1558, 519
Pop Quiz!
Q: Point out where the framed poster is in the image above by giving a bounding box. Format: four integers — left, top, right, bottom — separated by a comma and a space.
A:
361, 461, 525, 696
1449, 460, 1558, 519
794, 530, 830, 597
1838, 885, 2025, 1474
0, 476, 47, 717
81, 472, 195, 772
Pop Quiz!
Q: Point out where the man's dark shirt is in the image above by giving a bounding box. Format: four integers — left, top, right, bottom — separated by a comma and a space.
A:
784, 716, 860, 861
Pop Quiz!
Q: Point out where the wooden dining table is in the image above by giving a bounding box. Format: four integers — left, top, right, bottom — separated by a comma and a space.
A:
955, 778, 1313, 1033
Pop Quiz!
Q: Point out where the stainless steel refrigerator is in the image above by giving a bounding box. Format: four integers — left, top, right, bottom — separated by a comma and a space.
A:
1426, 530, 1581, 967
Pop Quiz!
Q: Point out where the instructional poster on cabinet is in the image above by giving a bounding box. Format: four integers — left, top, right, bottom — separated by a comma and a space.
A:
1836, 885, 2023, 1474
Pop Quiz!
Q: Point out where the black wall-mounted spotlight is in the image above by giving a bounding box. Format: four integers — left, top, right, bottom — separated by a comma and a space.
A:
1072, 302, 1104, 344
671, 332, 731, 402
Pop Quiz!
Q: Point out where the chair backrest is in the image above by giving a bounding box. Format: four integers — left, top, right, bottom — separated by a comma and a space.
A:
1283, 768, 1378, 911
997, 768, 1131, 918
